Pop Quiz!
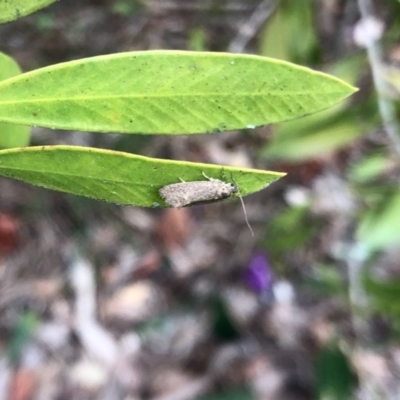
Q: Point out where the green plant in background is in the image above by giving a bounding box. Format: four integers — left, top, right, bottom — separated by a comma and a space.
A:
260, 5, 376, 163
259, 0, 400, 261
111, 0, 143, 17
189, 27, 207, 52
257, 0, 400, 395
260, 0, 318, 65
196, 386, 253, 400
0, 1, 355, 209
315, 342, 358, 400
263, 205, 318, 270
6, 311, 38, 366
363, 271, 400, 323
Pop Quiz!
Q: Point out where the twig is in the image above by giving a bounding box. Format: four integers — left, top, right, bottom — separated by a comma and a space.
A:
228, 0, 279, 53
356, 0, 400, 159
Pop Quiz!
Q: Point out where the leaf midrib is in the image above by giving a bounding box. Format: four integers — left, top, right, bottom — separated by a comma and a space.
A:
0, 90, 346, 105
0, 165, 153, 186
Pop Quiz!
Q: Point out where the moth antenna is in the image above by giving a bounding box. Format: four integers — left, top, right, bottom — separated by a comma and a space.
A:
237, 190, 254, 237
202, 171, 212, 180
230, 173, 254, 236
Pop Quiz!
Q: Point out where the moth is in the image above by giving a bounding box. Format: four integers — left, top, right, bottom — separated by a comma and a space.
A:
159, 173, 237, 208
159, 172, 254, 236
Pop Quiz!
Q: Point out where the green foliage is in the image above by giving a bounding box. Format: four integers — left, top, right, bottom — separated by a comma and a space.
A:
262, 56, 372, 161
260, 0, 319, 64
6, 311, 38, 365
0, 52, 30, 148
357, 188, 400, 251
111, 0, 143, 16
349, 152, 394, 183
0, 145, 284, 207
363, 272, 400, 323
263, 206, 317, 267
0, 0, 57, 24
0, 3, 356, 208
260, 5, 400, 258
262, 107, 367, 161
304, 264, 347, 297
189, 28, 207, 52
0, 51, 356, 134
315, 342, 357, 400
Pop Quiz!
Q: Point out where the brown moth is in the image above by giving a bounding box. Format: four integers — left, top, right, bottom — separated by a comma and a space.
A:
159, 172, 237, 208
159, 172, 254, 236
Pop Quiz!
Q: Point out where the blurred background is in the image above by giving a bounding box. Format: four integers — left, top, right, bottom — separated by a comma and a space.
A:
1, 0, 400, 399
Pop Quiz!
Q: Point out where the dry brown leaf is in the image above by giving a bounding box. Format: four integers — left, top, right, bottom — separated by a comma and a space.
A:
155, 208, 192, 250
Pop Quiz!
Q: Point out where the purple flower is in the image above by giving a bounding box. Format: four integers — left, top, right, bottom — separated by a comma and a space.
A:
244, 251, 274, 293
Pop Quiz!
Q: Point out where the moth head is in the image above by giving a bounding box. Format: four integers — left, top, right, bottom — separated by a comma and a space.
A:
218, 182, 238, 198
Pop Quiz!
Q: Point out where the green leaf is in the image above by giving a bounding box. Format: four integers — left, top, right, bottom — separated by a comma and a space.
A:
0, 51, 357, 134
304, 264, 347, 297
0, 145, 284, 207
264, 206, 316, 257
315, 342, 357, 400
260, 0, 318, 64
0, 0, 56, 24
262, 107, 367, 161
260, 4, 291, 61
189, 28, 207, 51
357, 189, 400, 250
7, 311, 38, 365
0, 53, 30, 148
261, 54, 371, 161
363, 271, 400, 323
349, 152, 394, 183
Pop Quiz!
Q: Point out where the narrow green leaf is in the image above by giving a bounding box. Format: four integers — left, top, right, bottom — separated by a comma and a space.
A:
260, 0, 318, 64
349, 152, 394, 183
262, 109, 366, 161
0, 146, 285, 207
260, 5, 291, 61
0, 0, 56, 24
261, 55, 369, 161
0, 51, 357, 134
357, 189, 400, 250
363, 271, 400, 322
0, 52, 30, 148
